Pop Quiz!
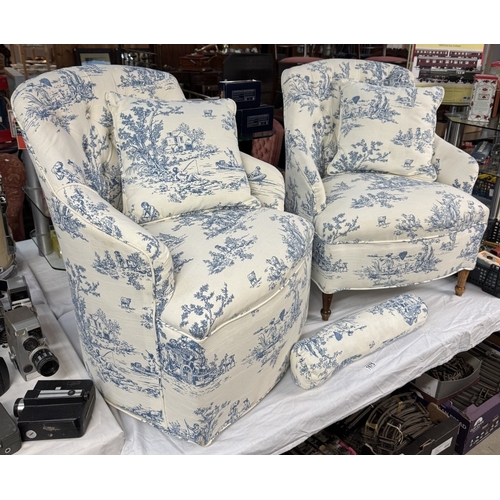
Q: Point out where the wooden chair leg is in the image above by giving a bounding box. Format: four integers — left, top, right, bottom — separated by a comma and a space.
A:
455, 269, 469, 297
321, 293, 333, 321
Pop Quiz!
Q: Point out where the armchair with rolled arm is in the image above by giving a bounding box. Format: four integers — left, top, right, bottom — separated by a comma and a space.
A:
282, 59, 488, 320
12, 65, 313, 446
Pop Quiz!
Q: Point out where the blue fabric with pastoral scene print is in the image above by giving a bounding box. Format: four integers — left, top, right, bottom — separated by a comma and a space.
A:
282, 58, 488, 303
12, 65, 313, 446
291, 293, 428, 390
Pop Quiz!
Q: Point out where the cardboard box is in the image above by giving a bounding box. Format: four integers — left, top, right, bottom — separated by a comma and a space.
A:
412, 352, 481, 404
398, 403, 459, 455
468, 75, 498, 122
440, 392, 500, 454
335, 395, 459, 455
416, 82, 473, 105
439, 341, 500, 454
219, 80, 261, 109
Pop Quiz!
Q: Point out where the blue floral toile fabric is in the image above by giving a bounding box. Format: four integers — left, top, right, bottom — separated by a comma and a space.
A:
106, 92, 260, 223
327, 80, 444, 181
12, 65, 313, 446
282, 59, 489, 296
290, 293, 428, 390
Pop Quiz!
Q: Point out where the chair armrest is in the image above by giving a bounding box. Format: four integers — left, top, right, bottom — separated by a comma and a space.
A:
283, 129, 326, 223
433, 134, 479, 194
54, 183, 175, 312
240, 152, 285, 210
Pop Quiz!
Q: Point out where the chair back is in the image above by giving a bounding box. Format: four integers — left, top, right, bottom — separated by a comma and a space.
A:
11, 65, 185, 211
282, 58, 415, 179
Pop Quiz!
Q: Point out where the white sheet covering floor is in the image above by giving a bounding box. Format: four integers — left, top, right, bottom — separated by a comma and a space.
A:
15, 240, 500, 455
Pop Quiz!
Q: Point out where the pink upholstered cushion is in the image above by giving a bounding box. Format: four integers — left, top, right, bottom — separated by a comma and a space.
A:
250, 119, 284, 168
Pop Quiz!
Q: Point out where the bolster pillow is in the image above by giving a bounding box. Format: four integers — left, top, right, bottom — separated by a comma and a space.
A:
290, 293, 428, 390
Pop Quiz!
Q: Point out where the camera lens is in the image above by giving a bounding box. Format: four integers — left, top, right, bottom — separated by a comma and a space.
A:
23, 336, 39, 352
28, 327, 43, 340
30, 347, 59, 377
13, 397, 24, 417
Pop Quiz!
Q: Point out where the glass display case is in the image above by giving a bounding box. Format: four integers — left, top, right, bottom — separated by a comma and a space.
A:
445, 112, 500, 218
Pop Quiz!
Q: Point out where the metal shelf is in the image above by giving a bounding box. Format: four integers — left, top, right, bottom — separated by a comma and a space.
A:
445, 113, 500, 218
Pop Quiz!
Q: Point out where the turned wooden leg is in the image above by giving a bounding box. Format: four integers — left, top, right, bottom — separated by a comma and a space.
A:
321, 293, 333, 321
455, 269, 469, 297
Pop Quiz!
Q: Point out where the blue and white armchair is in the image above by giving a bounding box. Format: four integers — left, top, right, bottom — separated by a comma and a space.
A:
12, 65, 313, 446
282, 59, 488, 320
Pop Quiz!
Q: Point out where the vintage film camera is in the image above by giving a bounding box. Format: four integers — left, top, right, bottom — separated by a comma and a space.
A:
0, 402, 22, 454
4, 305, 59, 381
13, 379, 95, 441
0, 275, 59, 381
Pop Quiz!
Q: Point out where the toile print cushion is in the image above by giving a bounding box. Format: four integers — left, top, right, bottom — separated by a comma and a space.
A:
106, 92, 260, 223
327, 80, 444, 181
290, 293, 428, 390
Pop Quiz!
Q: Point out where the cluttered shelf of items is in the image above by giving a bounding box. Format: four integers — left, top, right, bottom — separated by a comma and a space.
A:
2, 44, 500, 456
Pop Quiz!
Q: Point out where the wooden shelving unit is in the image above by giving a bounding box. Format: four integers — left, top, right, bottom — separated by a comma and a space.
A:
9, 45, 55, 79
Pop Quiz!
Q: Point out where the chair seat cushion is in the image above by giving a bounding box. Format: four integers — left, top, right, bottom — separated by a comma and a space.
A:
106, 93, 259, 224
319, 172, 487, 244
326, 80, 444, 181
145, 207, 314, 340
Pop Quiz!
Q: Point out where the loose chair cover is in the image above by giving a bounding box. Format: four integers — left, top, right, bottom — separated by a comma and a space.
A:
12, 65, 313, 446
282, 59, 489, 318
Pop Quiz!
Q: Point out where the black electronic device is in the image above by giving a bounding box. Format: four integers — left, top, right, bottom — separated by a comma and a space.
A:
13, 379, 96, 441
471, 141, 492, 163
236, 105, 274, 136
219, 79, 261, 109
0, 357, 9, 396
0, 402, 22, 454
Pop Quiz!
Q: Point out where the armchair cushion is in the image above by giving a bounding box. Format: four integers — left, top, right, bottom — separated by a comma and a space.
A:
315, 172, 488, 290
290, 293, 428, 390
146, 206, 313, 340
327, 81, 444, 181
106, 92, 259, 223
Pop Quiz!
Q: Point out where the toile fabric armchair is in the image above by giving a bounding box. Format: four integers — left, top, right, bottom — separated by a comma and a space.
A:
12, 65, 313, 446
282, 59, 489, 320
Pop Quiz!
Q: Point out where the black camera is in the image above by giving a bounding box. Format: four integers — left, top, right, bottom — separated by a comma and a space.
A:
0, 402, 22, 454
4, 305, 59, 381
13, 379, 95, 441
